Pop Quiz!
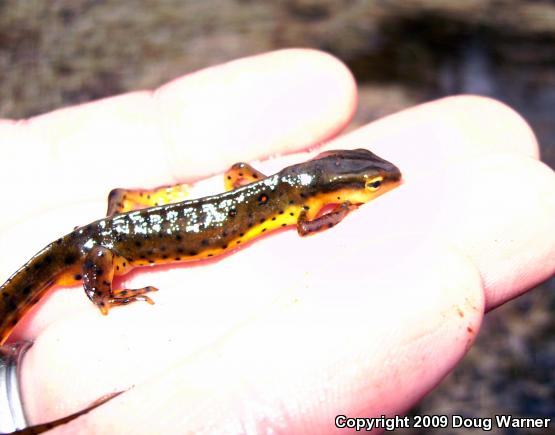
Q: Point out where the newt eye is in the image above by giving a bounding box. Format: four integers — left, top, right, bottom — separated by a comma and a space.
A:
365, 177, 383, 191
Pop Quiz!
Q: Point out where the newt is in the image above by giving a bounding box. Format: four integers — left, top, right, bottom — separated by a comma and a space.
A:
0, 149, 401, 346
0, 148, 400, 432
1, 148, 401, 345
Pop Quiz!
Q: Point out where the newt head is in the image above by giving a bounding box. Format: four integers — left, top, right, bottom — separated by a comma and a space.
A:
303, 148, 402, 205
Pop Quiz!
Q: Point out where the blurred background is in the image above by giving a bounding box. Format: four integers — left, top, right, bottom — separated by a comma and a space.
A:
1, 1, 553, 433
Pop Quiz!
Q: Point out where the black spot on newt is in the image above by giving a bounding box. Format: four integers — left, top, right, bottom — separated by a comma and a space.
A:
64, 254, 78, 265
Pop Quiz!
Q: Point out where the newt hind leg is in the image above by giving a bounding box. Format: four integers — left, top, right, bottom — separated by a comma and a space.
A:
224, 162, 266, 191
107, 183, 190, 216
82, 245, 158, 314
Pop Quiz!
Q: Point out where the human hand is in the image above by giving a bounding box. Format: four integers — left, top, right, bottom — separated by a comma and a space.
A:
1, 49, 553, 433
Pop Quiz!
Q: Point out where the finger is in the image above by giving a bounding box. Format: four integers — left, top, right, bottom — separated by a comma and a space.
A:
372, 152, 555, 310
332, 95, 539, 174
434, 154, 555, 309
329, 95, 554, 308
0, 49, 356, 222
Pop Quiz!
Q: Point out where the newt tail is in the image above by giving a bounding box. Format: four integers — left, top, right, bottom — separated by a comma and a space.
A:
0, 237, 82, 344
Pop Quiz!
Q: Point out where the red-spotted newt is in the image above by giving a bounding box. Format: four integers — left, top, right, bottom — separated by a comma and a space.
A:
0, 148, 401, 432
1, 148, 401, 344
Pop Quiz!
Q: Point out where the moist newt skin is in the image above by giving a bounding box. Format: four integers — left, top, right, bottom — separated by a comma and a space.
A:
0, 149, 401, 346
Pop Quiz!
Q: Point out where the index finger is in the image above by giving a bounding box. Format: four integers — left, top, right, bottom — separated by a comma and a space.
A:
0, 49, 356, 221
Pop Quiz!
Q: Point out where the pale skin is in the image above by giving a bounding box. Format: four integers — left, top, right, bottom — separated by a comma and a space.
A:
0, 49, 554, 434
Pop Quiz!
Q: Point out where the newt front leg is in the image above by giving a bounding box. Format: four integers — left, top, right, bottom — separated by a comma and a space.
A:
224, 162, 266, 190
297, 202, 356, 236
107, 183, 189, 216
